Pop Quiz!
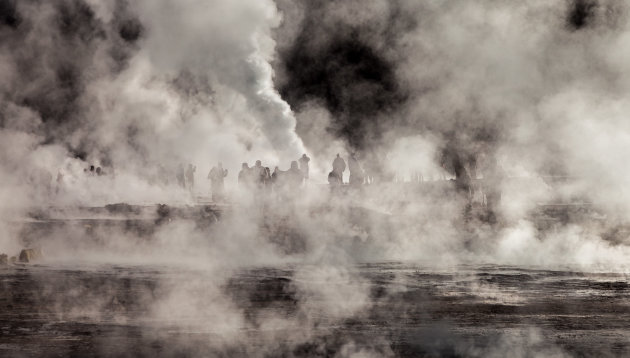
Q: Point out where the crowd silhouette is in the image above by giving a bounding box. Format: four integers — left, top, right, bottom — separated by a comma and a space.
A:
69, 151, 502, 213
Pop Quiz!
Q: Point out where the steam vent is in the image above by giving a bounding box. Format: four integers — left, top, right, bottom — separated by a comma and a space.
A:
2, 1, 630, 357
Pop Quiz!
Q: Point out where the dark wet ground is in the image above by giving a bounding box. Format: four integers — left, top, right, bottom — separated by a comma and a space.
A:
1, 262, 629, 357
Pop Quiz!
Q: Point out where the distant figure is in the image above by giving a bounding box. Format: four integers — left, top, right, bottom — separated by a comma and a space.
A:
264, 167, 272, 191
299, 154, 310, 183
55, 170, 64, 194
185, 164, 196, 191
208, 162, 228, 202
176, 164, 185, 188
348, 153, 364, 186
271, 166, 280, 185
89, 165, 95, 176
96, 167, 102, 176
332, 154, 346, 183
288, 161, 303, 191
253, 160, 265, 187
238, 163, 251, 186
452, 154, 471, 199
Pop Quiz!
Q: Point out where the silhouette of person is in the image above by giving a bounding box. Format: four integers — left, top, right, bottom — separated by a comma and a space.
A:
176, 164, 185, 188
185, 163, 196, 191
452, 153, 471, 198
271, 166, 281, 186
253, 160, 265, 187
288, 161, 302, 191
55, 170, 64, 194
238, 163, 251, 186
332, 154, 346, 183
264, 167, 272, 192
208, 162, 228, 202
299, 154, 310, 183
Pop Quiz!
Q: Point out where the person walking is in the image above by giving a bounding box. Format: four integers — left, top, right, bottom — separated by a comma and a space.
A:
332, 154, 346, 183
208, 162, 228, 202
299, 153, 310, 185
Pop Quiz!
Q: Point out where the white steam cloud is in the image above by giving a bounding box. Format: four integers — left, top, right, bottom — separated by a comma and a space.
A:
2, 0, 630, 357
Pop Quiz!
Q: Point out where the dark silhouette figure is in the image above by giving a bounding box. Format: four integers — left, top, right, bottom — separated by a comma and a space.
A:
185, 164, 196, 191
253, 160, 266, 187
481, 154, 503, 221
55, 170, 64, 194
332, 154, 346, 183
264, 167, 272, 192
272, 166, 280, 184
208, 162, 228, 202
288, 161, 302, 191
299, 153, 310, 183
452, 154, 471, 199
176, 164, 185, 188
238, 163, 251, 186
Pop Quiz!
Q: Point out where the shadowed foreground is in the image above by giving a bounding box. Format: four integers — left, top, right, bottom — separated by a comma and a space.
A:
1, 263, 629, 357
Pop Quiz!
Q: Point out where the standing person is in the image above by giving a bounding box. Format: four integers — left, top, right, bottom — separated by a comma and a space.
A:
185, 163, 196, 192
55, 170, 64, 194
348, 153, 364, 186
264, 167, 272, 192
253, 160, 265, 188
332, 154, 346, 183
452, 153, 471, 199
208, 162, 228, 202
271, 166, 282, 189
480, 153, 503, 218
288, 161, 302, 192
176, 164, 185, 188
299, 153, 310, 184
238, 163, 251, 186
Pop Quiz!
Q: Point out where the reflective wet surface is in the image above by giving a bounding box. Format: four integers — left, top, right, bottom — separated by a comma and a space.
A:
1, 263, 629, 357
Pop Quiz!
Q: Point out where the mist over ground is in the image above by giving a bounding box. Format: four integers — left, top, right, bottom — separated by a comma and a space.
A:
1, 0, 630, 357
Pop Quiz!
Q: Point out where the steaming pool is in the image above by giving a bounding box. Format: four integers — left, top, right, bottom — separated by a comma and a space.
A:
1, 262, 629, 357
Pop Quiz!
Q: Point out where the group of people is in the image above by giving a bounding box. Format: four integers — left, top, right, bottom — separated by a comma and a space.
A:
205, 152, 379, 203
175, 164, 196, 191
84, 165, 106, 176
328, 153, 365, 186
206, 152, 373, 203
62, 149, 502, 214
159, 150, 500, 210
207, 154, 311, 202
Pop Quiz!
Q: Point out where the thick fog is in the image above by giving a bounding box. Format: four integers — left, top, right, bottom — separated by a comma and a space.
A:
275, 0, 630, 213
2, 0, 630, 356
